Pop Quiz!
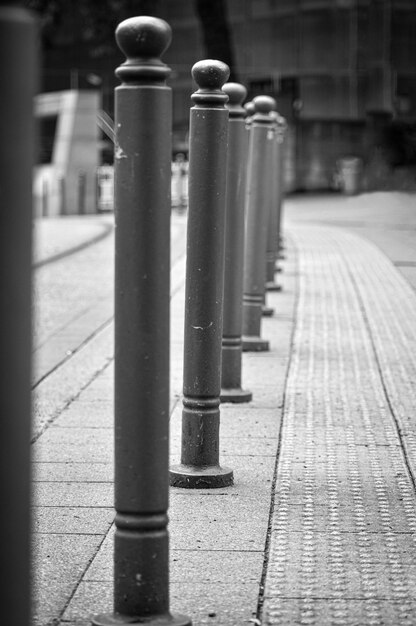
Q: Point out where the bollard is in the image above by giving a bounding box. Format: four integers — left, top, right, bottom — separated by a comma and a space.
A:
275, 116, 287, 264
58, 175, 67, 216
0, 3, 37, 625
42, 178, 49, 217
77, 170, 87, 215
92, 16, 191, 626
244, 100, 256, 118
220, 82, 252, 404
169, 60, 233, 489
245, 101, 275, 318
265, 111, 282, 292
172, 153, 188, 210
244, 99, 275, 318
242, 95, 277, 351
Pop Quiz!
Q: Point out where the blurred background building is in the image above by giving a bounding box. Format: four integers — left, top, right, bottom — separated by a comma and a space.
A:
29, 0, 416, 198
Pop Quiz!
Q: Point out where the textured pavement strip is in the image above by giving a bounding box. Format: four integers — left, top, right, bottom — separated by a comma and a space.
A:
338, 230, 416, 471
262, 225, 416, 625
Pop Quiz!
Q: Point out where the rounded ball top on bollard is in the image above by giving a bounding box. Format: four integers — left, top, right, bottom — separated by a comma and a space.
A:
244, 101, 256, 116
253, 95, 277, 114
192, 59, 230, 90
116, 16, 172, 60
244, 101, 256, 124
191, 60, 230, 107
115, 16, 172, 82
223, 82, 247, 106
223, 82, 247, 118
251, 95, 277, 125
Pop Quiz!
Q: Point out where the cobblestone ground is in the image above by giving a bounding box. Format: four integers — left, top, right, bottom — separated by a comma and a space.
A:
262, 225, 416, 626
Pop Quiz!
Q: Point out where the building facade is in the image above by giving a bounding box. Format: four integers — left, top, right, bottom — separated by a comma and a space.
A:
40, 0, 416, 190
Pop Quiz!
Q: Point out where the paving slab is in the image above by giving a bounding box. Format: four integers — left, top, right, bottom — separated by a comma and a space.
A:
32, 324, 114, 438
32, 427, 113, 463
34, 481, 113, 508
61, 581, 261, 626
32, 533, 105, 626
33, 462, 112, 483
33, 216, 113, 267
32, 195, 416, 625
33, 506, 114, 535
39, 235, 296, 624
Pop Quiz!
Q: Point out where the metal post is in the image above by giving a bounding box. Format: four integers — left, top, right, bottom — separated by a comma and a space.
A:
220, 82, 252, 404
265, 111, 282, 292
276, 116, 288, 264
244, 101, 256, 118
244, 100, 274, 318
242, 95, 276, 351
92, 16, 191, 626
42, 178, 49, 217
58, 175, 67, 216
77, 170, 86, 215
0, 3, 37, 625
170, 60, 233, 489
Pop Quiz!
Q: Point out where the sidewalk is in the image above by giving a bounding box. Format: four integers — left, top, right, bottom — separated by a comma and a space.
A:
33, 215, 114, 268
32, 195, 416, 625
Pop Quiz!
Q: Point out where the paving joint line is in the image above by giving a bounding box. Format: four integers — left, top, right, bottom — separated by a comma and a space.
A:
32, 317, 114, 390
31, 354, 113, 444
33, 221, 114, 269
345, 253, 416, 495
54, 530, 110, 626
53, 363, 188, 622
256, 232, 300, 622
33, 302, 99, 353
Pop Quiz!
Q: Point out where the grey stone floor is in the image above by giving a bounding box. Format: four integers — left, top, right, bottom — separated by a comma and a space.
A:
32, 193, 416, 625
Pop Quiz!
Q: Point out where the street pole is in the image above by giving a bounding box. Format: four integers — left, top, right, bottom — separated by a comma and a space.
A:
170, 60, 234, 489
242, 95, 277, 351
0, 3, 37, 625
92, 16, 191, 626
265, 112, 282, 292
275, 116, 288, 266
220, 82, 252, 404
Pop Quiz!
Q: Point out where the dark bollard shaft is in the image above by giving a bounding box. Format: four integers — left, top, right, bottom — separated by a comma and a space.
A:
170, 60, 233, 489
242, 95, 277, 351
0, 4, 37, 625
275, 115, 288, 265
220, 82, 252, 404
265, 111, 283, 292
92, 16, 191, 626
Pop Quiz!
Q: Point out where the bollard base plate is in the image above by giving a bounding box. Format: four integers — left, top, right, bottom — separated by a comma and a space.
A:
91, 611, 192, 625
220, 387, 253, 404
262, 306, 275, 317
169, 464, 233, 489
266, 281, 282, 292
242, 336, 270, 352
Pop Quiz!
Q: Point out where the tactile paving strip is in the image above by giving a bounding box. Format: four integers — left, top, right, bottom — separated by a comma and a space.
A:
262, 225, 416, 625
335, 229, 416, 474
